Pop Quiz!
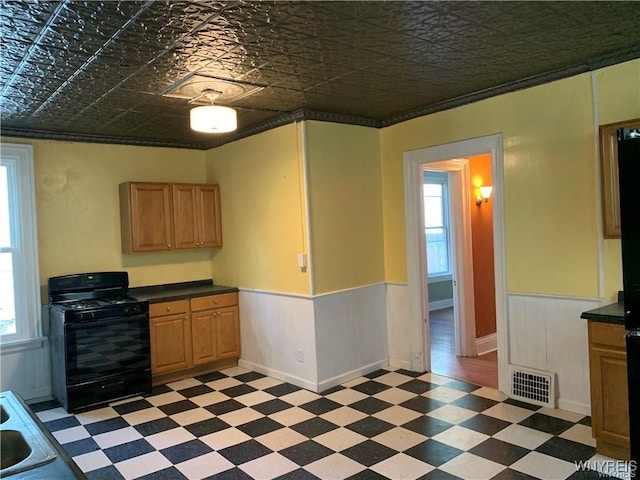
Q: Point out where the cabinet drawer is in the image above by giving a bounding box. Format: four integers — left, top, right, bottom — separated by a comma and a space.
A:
191, 292, 238, 311
149, 300, 189, 317
590, 322, 627, 350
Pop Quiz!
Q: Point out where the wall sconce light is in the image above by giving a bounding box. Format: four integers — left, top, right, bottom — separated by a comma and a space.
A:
476, 186, 493, 206
189, 89, 237, 134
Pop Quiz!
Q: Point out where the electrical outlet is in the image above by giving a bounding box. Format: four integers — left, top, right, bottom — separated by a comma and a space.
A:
297, 348, 303, 363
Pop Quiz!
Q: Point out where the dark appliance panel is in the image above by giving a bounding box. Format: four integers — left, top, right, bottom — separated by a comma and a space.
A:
65, 314, 150, 384
618, 129, 640, 330
48, 272, 130, 302
627, 331, 640, 464
617, 127, 640, 464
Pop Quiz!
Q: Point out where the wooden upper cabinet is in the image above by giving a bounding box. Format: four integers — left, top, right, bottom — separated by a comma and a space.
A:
120, 182, 173, 253
120, 182, 222, 253
600, 118, 640, 238
197, 185, 222, 248
173, 184, 222, 249
172, 185, 200, 250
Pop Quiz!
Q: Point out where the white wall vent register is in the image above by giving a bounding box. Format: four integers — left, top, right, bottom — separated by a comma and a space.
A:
509, 365, 556, 408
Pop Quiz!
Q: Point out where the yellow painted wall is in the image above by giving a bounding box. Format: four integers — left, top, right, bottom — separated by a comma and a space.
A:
305, 122, 384, 294
204, 124, 310, 295
381, 71, 601, 297
4, 138, 210, 288
596, 60, 640, 301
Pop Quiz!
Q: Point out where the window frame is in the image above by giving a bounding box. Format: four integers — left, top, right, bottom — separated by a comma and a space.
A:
0, 143, 41, 344
423, 171, 452, 279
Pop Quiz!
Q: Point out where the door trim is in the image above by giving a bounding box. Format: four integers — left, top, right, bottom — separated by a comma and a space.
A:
403, 134, 508, 392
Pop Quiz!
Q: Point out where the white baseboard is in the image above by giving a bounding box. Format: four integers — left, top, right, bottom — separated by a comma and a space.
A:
238, 359, 319, 392
428, 299, 453, 311
317, 359, 389, 393
476, 333, 497, 355
558, 398, 590, 416
239, 358, 390, 393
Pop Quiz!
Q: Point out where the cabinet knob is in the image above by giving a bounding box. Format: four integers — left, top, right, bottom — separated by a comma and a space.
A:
166, 306, 171, 312
167, 244, 172, 248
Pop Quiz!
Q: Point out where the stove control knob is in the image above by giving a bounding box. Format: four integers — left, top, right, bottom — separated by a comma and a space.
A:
133, 305, 141, 313
123, 307, 130, 314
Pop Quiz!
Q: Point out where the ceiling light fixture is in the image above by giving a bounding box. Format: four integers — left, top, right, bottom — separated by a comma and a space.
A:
189, 89, 237, 134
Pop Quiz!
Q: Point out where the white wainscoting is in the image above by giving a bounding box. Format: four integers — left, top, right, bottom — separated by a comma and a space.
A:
238, 285, 389, 393
314, 283, 389, 392
507, 293, 602, 414
386, 283, 412, 370
237, 290, 318, 391
0, 338, 51, 400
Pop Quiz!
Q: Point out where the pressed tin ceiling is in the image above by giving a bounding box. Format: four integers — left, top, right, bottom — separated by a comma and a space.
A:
1, 1, 639, 150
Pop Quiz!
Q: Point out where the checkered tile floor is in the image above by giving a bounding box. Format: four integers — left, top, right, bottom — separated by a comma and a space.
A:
31, 367, 625, 480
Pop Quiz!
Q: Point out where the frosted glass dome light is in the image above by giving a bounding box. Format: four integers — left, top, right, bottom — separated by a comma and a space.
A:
190, 105, 237, 133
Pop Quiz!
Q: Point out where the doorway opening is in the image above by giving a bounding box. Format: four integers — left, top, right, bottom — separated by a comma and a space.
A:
424, 156, 498, 388
403, 134, 508, 393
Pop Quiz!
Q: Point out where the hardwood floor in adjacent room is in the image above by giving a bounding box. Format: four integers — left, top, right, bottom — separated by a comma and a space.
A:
429, 307, 498, 388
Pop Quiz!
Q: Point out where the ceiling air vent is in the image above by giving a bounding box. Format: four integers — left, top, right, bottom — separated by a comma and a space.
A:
509, 365, 556, 408
161, 75, 264, 105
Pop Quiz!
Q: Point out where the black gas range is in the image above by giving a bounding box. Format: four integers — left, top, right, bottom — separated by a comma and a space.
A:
48, 272, 151, 412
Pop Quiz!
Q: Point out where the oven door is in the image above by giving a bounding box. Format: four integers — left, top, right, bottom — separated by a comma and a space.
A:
64, 313, 151, 386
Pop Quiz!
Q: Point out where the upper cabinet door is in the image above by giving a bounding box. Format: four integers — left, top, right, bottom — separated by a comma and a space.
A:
120, 182, 173, 252
600, 118, 640, 239
172, 184, 200, 249
197, 185, 222, 248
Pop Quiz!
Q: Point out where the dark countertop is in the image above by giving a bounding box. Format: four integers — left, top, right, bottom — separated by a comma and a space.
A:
129, 279, 238, 304
581, 302, 625, 325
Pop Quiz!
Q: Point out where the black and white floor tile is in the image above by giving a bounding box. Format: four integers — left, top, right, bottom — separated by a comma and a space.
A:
31, 367, 629, 480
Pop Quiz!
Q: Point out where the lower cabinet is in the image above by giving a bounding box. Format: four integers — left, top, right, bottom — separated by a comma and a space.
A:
149, 300, 191, 375
587, 321, 630, 460
191, 293, 240, 365
149, 292, 240, 383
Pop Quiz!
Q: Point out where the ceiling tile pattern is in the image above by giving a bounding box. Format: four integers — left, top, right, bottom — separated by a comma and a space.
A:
1, 1, 639, 149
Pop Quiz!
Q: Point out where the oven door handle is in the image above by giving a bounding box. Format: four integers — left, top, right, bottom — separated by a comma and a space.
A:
65, 314, 149, 331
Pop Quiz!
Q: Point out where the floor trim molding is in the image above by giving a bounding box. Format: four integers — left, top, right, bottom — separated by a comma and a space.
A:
476, 333, 497, 356
238, 359, 318, 392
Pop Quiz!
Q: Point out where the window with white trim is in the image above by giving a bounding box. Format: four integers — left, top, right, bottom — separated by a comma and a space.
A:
0, 144, 41, 342
423, 171, 451, 277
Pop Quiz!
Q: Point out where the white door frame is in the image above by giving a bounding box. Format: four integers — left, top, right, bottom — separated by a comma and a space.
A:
423, 160, 477, 358
403, 134, 508, 392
